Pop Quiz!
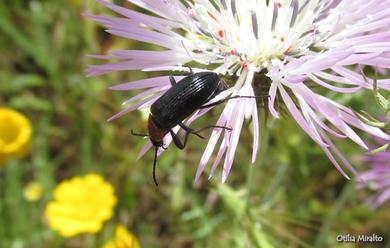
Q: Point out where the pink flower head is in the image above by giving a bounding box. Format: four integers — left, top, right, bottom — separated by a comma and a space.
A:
87, 0, 390, 182
358, 151, 390, 208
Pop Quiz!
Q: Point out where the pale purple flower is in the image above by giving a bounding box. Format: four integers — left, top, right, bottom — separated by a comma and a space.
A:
87, 0, 390, 182
358, 151, 390, 208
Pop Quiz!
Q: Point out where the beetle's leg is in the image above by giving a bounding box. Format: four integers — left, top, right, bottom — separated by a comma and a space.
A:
199, 95, 269, 109
169, 129, 186, 149
170, 126, 201, 149
179, 123, 232, 138
170, 125, 232, 150
170, 67, 193, 83
186, 66, 194, 74
169, 75, 177, 86
180, 123, 233, 140
194, 125, 232, 133
179, 123, 204, 139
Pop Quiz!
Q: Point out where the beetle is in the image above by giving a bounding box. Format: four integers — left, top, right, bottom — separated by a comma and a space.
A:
132, 71, 266, 186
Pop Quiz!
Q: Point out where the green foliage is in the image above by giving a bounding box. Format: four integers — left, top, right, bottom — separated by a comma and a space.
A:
357, 68, 390, 153
0, 1, 389, 248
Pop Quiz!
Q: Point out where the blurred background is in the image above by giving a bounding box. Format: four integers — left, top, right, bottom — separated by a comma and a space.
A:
0, 0, 389, 247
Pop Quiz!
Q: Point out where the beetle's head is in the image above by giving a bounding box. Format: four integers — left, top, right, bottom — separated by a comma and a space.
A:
150, 138, 163, 147
130, 115, 166, 186
147, 115, 169, 186
148, 115, 166, 148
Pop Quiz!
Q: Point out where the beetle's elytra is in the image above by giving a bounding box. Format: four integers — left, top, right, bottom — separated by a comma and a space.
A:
150, 72, 226, 130
149, 72, 227, 147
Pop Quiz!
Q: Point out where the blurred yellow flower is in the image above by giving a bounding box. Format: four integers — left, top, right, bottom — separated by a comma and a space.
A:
103, 225, 141, 248
45, 174, 117, 237
0, 108, 32, 165
23, 181, 43, 202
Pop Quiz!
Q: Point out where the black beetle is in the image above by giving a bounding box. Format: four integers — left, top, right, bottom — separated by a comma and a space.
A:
132, 71, 265, 186
149, 72, 228, 146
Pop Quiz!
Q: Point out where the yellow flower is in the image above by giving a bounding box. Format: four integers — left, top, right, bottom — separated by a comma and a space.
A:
45, 174, 117, 237
0, 108, 32, 165
23, 181, 43, 202
103, 225, 141, 248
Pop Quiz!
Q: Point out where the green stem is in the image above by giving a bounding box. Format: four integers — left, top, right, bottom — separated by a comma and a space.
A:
314, 181, 355, 247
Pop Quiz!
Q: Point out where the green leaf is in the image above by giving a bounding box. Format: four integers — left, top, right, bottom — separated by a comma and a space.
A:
370, 144, 389, 154
253, 230, 275, 248
10, 95, 53, 112
355, 112, 385, 128
217, 185, 247, 217
372, 69, 390, 112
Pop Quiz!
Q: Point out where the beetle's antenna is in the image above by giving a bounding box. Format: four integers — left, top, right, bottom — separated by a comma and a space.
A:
131, 130, 149, 137
153, 146, 159, 186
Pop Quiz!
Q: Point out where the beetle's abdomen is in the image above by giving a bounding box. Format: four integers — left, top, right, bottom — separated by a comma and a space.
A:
151, 72, 221, 129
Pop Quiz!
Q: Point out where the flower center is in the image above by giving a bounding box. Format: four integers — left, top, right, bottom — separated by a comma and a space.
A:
186, 0, 322, 73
